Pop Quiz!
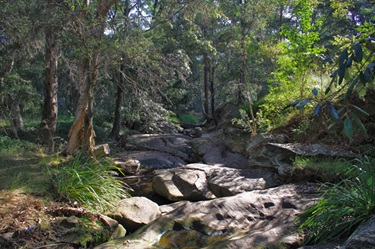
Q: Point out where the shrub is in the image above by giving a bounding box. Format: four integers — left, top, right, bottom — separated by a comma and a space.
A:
53, 155, 131, 213
179, 113, 199, 124
0, 135, 41, 158
298, 157, 375, 244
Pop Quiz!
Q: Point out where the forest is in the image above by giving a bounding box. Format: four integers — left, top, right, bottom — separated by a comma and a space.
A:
0, 0, 375, 248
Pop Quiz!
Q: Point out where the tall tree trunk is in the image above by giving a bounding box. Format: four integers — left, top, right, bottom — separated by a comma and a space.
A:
203, 54, 209, 118
109, 63, 124, 138
10, 96, 24, 133
210, 65, 216, 125
40, 27, 58, 152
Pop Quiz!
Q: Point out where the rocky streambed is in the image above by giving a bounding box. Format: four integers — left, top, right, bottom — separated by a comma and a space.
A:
93, 130, 370, 249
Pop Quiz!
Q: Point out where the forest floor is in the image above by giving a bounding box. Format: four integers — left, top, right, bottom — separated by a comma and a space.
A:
0, 152, 111, 248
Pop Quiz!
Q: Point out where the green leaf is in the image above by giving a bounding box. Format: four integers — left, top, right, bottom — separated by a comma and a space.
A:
354, 43, 363, 62
312, 88, 318, 96
328, 103, 339, 120
325, 77, 336, 94
339, 49, 348, 68
313, 104, 321, 117
284, 99, 301, 110
345, 77, 359, 100
359, 72, 367, 84
296, 99, 312, 109
350, 112, 367, 135
343, 118, 353, 140
338, 66, 346, 85
351, 104, 370, 116
346, 56, 353, 67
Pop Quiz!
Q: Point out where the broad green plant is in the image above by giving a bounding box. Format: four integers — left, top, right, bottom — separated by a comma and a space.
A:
53, 155, 131, 213
298, 157, 375, 244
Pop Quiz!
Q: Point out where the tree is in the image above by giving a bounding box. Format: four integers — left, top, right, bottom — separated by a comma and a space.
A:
63, 0, 116, 155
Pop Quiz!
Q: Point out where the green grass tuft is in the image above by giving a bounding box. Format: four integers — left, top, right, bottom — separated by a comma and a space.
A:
298, 156, 375, 244
293, 156, 354, 182
52, 155, 131, 213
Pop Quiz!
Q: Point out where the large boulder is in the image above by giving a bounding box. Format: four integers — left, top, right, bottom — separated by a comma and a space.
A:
107, 197, 161, 233
152, 164, 281, 201
152, 168, 215, 201
95, 183, 321, 249
343, 216, 375, 249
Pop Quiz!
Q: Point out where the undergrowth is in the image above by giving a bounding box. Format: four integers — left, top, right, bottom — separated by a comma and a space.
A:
298, 156, 375, 244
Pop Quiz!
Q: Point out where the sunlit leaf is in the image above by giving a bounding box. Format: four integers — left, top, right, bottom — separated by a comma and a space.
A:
296, 98, 312, 109
313, 104, 321, 117
343, 118, 353, 140
283, 99, 301, 110
312, 88, 318, 96
328, 103, 339, 120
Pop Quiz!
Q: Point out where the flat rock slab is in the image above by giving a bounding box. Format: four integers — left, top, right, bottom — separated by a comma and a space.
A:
115, 151, 186, 170
247, 143, 357, 176
126, 134, 192, 161
185, 163, 282, 197
95, 183, 321, 249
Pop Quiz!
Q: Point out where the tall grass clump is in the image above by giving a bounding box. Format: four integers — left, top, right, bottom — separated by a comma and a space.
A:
53, 155, 131, 213
298, 156, 375, 244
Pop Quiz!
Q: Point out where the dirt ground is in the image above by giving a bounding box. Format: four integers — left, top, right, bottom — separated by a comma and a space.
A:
0, 188, 113, 249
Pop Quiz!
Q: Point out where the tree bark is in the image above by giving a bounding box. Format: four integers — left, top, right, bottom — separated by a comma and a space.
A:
109, 76, 123, 139
203, 54, 209, 118
40, 27, 58, 152
210, 65, 216, 124
10, 96, 24, 133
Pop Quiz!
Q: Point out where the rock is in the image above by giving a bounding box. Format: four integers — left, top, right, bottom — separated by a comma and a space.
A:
108, 197, 161, 233
152, 167, 216, 202
172, 168, 215, 200
113, 159, 141, 174
185, 163, 281, 197
159, 201, 190, 215
152, 164, 280, 201
246, 133, 288, 152
110, 224, 126, 240
247, 142, 357, 176
93, 144, 110, 157
152, 170, 184, 201
126, 134, 192, 161
223, 126, 251, 155
343, 216, 375, 249
95, 183, 321, 249
193, 130, 249, 168
115, 151, 186, 170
